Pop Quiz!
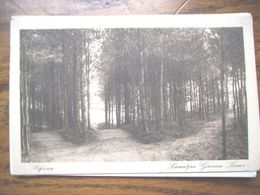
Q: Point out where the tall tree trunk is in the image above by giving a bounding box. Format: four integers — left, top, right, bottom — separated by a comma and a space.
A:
206, 76, 209, 121
232, 75, 237, 122
61, 33, 69, 131
111, 97, 114, 128
136, 29, 149, 133
220, 29, 227, 159
21, 40, 31, 161
198, 66, 204, 120
80, 61, 86, 133
140, 60, 149, 133
212, 77, 216, 113
85, 41, 91, 129
105, 93, 108, 127
132, 85, 136, 130
108, 94, 111, 128
189, 77, 193, 120
124, 83, 130, 124
116, 93, 121, 127
159, 35, 164, 130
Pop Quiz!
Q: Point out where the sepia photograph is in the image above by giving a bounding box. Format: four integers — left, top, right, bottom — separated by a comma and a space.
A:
20, 27, 248, 162
9, 15, 260, 175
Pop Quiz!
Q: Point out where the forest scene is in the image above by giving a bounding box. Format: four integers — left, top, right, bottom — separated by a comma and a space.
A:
20, 27, 248, 162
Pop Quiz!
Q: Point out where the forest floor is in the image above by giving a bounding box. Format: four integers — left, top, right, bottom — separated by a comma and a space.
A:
30, 114, 248, 162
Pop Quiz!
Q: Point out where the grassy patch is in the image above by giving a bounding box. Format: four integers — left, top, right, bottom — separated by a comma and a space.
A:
60, 128, 97, 145
122, 121, 201, 144
225, 121, 248, 159
96, 122, 109, 130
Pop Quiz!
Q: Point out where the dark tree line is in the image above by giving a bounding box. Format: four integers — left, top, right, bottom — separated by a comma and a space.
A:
20, 29, 101, 161
20, 27, 247, 161
100, 28, 247, 159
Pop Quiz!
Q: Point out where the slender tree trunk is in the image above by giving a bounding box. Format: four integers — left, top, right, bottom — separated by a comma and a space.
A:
132, 85, 136, 130
159, 35, 164, 130
105, 94, 108, 127
61, 34, 69, 131
116, 93, 121, 127
80, 61, 86, 133
85, 41, 91, 129
212, 78, 216, 113
232, 75, 237, 122
124, 82, 130, 124
220, 29, 227, 159
24, 59, 31, 159
108, 94, 111, 128
198, 66, 204, 120
21, 40, 31, 161
140, 59, 149, 133
112, 97, 114, 128
206, 76, 209, 121
189, 78, 193, 120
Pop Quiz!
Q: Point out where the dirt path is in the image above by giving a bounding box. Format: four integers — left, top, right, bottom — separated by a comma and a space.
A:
30, 119, 226, 162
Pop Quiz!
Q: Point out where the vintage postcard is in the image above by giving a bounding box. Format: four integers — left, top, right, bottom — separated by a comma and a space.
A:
9, 14, 260, 176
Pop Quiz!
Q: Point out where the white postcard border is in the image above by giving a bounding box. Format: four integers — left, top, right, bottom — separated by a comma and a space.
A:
9, 14, 260, 175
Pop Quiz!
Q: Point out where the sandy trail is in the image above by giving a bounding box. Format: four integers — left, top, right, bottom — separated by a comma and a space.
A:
30, 120, 225, 162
